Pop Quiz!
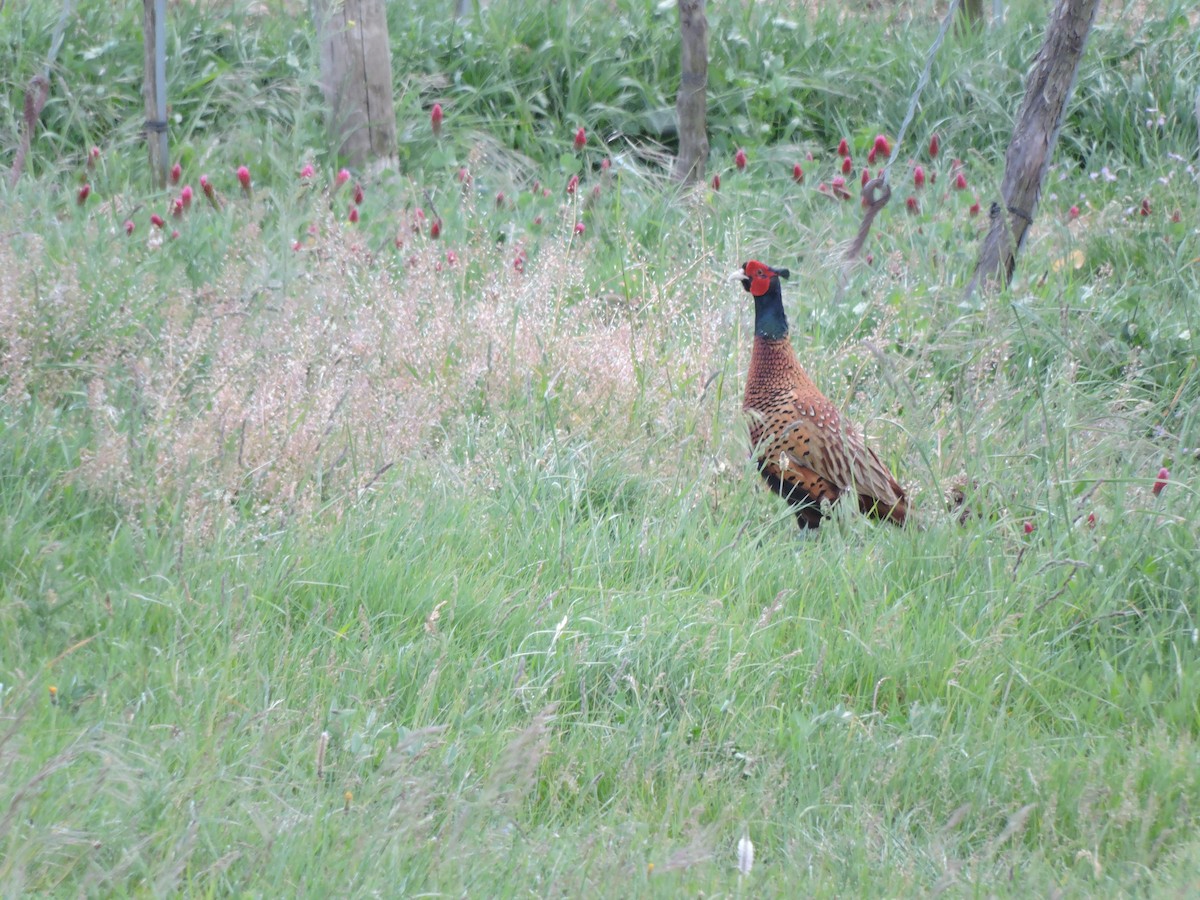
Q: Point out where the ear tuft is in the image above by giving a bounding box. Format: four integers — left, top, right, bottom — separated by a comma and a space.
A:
776, 268, 791, 280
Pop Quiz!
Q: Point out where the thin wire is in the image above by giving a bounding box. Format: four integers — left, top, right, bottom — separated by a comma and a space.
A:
880, 0, 962, 186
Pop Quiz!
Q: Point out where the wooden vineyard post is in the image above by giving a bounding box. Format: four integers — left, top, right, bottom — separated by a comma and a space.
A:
672, 0, 709, 184
313, 0, 397, 167
966, 0, 1100, 297
143, 0, 169, 188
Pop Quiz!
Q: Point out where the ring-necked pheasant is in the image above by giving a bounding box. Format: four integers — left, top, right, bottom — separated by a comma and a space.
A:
736, 260, 907, 529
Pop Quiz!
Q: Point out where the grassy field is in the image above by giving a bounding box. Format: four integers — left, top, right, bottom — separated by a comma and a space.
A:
2, 0, 1199, 894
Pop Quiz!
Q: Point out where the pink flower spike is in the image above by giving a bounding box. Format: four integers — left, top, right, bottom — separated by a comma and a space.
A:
1023, 521, 1034, 535
837, 137, 849, 158
1140, 198, 1152, 217
954, 172, 968, 190
353, 183, 364, 205
805, 151, 814, 161
335, 168, 350, 188
180, 185, 193, 210
124, 219, 135, 236
431, 102, 444, 137
861, 167, 870, 187
969, 200, 981, 216
457, 167, 470, 185
735, 148, 747, 170
150, 213, 165, 229
89, 146, 101, 164
1153, 467, 1169, 496
171, 198, 183, 218
711, 173, 720, 191
574, 221, 585, 235
573, 126, 586, 151
867, 148, 876, 165
300, 163, 315, 180
873, 134, 891, 156
170, 162, 182, 184
600, 157, 611, 172
170, 229, 180, 240
841, 156, 852, 175
1087, 512, 1096, 528
792, 163, 804, 183
293, 240, 302, 251
199, 174, 220, 208
236, 165, 251, 195
929, 133, 940, 157
913, 165, 926, 189
76, 183, 90, 205
1069, 205, 1080, 220
567, 174, 579, 195
430, 218, 441, 239
906, 196, 919, 215
446, 251, 457, 266
348, 206, 359, 224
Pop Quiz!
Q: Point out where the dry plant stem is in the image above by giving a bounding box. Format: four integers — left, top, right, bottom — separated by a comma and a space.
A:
846, 178, 893, 264
834, 177, 892, 303
9, 75, 50, 188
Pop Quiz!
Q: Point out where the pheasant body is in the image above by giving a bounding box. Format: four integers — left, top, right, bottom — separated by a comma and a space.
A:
738, 261, 907, 529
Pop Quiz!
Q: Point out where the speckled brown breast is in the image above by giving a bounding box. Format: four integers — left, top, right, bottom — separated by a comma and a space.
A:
744, 336, 907, 527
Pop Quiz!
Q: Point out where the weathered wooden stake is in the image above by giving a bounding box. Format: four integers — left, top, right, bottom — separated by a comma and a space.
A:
313, 0, 397, 167
966, 0, 1100, 297
672, 0, 709, 184
142, 0, 169, 189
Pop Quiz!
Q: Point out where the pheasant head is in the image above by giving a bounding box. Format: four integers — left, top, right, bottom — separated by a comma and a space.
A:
737, 260, 792, 340
738, 260, 790, 296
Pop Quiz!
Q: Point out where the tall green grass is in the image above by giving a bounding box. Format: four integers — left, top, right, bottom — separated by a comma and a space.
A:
2, 0, 1199, 894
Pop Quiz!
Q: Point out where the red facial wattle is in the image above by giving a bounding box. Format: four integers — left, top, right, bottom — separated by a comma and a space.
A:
740, 260, 790, 297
